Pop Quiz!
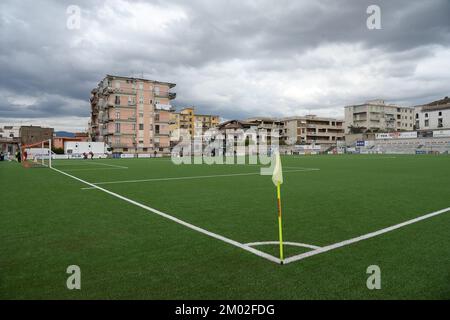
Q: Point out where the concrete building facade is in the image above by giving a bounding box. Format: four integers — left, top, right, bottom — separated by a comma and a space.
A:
170, 107, 220, 143
344, 99, 414, 133
19, 126, 54, 145
414, 96, 450, 130
283, 115, 344, 148
89, 75, 176, 154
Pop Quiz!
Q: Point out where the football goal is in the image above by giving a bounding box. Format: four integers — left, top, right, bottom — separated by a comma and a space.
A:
21, 139, 52, 168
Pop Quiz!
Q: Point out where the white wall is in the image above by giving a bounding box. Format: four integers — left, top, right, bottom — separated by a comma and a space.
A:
416, 107, 450, 130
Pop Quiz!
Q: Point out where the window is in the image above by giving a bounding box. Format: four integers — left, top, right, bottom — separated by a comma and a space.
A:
425, 119, 429, 127
438, 118, 443, 128
155, 125, 160, 134
425, 113, 428, 118
139, 112, 144, 118
154, 86, 160, 95
115, 123, 120, 133
115, 96, 120, 105
115, 112, 120, 119
139, 95, 144, 104
115, 81, 120, 89
155, 114, 160, 121
132, 123, 136, 131
439, 111, 442, 116
139, 83, 143, 90
139, 124, 144, 130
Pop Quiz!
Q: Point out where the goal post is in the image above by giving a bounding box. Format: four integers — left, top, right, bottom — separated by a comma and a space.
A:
21, 139, 52, 168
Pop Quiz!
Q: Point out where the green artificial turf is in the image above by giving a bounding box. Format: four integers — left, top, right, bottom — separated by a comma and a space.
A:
0, 154, 449, 299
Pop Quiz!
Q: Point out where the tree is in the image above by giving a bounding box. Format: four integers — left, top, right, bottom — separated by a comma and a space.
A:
348, 125, 365, 134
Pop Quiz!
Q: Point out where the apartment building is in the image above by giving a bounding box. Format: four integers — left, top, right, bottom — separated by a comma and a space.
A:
344, 99, 414, 133
245, 117, 284, 136
414, 96, 450, 130
283, 115, 344, 147
170, 107, 220, 143
0, 126, 20, 156
19, 126, 54, 145
89, 75, 176, 154
216, 118, 283, 144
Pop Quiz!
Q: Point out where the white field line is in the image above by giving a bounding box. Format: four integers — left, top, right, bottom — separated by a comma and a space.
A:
80, 168, 320, 190
53, 161, 128, 169
245, 241, 321, 250
283, 166, 321, 170
63, 167, 127, 172
88, 162, 128, 169
50, 167, 281, 264
284, 207, 450, 264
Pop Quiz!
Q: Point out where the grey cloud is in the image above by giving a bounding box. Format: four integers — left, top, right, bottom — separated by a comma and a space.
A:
0, 0, 449, 129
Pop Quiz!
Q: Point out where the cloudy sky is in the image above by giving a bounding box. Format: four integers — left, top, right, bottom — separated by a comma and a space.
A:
1, 0, 449, 131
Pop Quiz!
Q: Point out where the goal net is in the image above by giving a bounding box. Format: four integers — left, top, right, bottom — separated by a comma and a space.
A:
21, 139, 52, 168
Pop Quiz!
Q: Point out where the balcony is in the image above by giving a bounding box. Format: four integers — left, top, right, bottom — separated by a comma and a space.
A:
154, 91, 176, 99
114, 88, 137, 95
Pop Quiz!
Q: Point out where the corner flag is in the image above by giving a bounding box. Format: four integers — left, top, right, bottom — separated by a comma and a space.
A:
272, 152, 284, 263
272, 152, 283, 187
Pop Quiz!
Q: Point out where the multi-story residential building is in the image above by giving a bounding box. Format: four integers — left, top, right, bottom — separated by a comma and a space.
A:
0, 125, 54, 157
0, 126, 20, 140
0, 125, 20, 157
169, 107, 220, 143
283, 115, 344, 147
414, 96, 450, 130
177, 107, 195, 136
89, 75, 176, 154
19, 126, 54, 145
344, 99, 414, 133
194, 113, 220, 135
245, 117, 284, 136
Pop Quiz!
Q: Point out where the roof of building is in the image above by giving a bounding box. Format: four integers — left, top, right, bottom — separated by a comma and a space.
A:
345, 98, 414, 109
245, 117, 282, 123
218, 120, 255, 129
55, 131, 75, 138
105, 74, 176, 88
419, 96, 450, 112
282, 115, 344, 122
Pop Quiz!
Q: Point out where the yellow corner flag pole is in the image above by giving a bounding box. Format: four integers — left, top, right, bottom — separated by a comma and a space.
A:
272, 151, 284, 264
277, 181, 284, 263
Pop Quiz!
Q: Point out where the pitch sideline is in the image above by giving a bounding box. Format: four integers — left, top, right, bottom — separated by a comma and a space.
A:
51, 167, 449, 266
80, 168, 320, 190
284, 207, 450, 264
51, 166, 281, 264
